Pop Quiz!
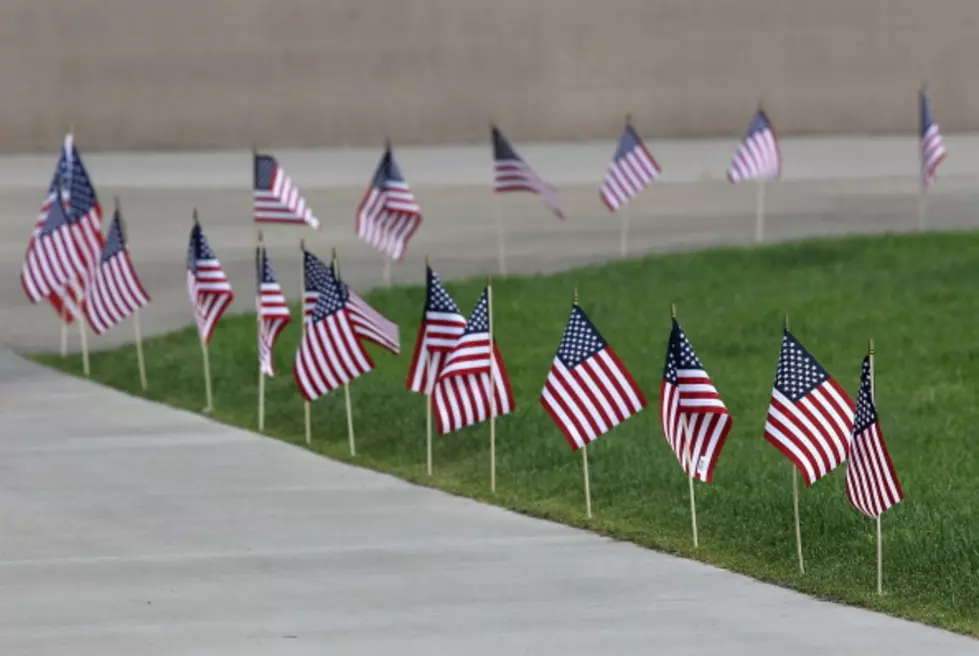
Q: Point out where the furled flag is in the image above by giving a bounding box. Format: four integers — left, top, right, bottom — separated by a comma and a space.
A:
355, 143, 422, 261
492, 124, 565, 218
599, 122, 662, 211
764, 329, 855, 486
21, 134, 105, 321
253, 152, 320, 229
727, 109, 781, 183
659, 318, 732, 482
256, 245, 291, 376
432, 288, 515, 434
293, 256, 374, 401
186, 220, 235, 345
919, 88, 947, 188
541, 301, 647, 450
82, 209, 150, 335
406, 265, 468, 394
302, 251, 400, 354
845, 356, 904, 517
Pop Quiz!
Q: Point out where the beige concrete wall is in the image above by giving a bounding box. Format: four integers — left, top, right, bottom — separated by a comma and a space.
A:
1, 0, 975, 153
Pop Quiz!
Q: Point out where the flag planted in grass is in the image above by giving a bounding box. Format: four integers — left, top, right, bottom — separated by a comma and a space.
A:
406, 265, 468, 394
186, 219, 234, 345
253, 153, 320, 229
294, 252, 374, 401
356, 143, 422, 261
845, 356, 904, 517
763, 329, 855, 486
541, 302, 647, 450
491, 124, 564, 218
432, 287, 515, 434
659, 317, 732, 483
919, 89, 947, 189
256, 244, 291, 376
599, 122, 662, 211
83, 208, 150, 335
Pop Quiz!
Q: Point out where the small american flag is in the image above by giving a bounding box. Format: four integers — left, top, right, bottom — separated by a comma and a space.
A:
406, 265, 468, 395
492, 125, 564, 219
541, 303, 647, 450
21, 134, 105, 321
356, 144, 422, 261
432, 288, 515, 434
256, 245, 291, 376
186, 220, 235, 345
727, 109, 781, 183
303, 251, 400, 355
919, 89, 947, 189
82, 209, 150, 336
293, 257, 374, 401
659, 318, 732, 483
845, 356, 904, 517
764, 330, 855, 486
599, 123, 662, 211
253, 153, 320, 229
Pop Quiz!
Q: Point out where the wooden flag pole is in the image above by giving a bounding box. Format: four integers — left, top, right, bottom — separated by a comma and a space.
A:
620, 113, 633, 259
116, 198, 147, 391
78, 282, 90, 377
917, 186, 928, 232
257, 229, 266, 433
424, 255, 435, 476
487, 275, 497, 493
194, 208, 214, 414
495, 193, 507, 275
755, 179, 767, 243
869, 337, 883, 595
575, 288, 592, 517
785, 312, 805, 574
673, 303, 698, 547
60, 296, 69, 356
300, 239, 312, 446
333, 249, 356, 456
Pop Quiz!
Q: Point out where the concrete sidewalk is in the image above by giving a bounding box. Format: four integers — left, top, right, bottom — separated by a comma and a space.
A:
0, 352, 974, 655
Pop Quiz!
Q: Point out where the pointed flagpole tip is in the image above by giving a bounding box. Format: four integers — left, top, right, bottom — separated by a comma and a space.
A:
113, 196, 120, 213
573, 287, 579, 306
257, 228, 263, 243
331, 247, 337, 261
425, 254, 430, 268
783, 313, 789, 331
384, 137, 392, 151
192, 208, 199, 224
487, 275, 493, 288
625, 112, 633, 126
670, 303, 677, 320
869, 338, 875, 356
299, 238, 305, 251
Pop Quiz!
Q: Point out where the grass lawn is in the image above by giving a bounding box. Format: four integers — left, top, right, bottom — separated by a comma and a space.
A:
34, 232, 979, 636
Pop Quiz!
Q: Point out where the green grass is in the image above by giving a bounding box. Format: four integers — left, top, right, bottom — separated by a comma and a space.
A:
34, 232, 979, 636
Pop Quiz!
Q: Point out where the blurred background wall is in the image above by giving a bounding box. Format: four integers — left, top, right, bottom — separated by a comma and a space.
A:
1, 0, 975, 152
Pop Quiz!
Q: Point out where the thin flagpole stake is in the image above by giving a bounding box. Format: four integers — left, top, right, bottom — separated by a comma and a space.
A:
917, 186, 927, 232
258, 357, 266, 432
200, 336, 213, 414
333, 249, 357, 456
257, 229, 265, 432
620, 204, 631, 257
426, 360, 434, 476
133, 309, 148, 391
785, 312, 804, 574
582, 443, 592, 519
487, 275, 496, 493
78, 299, 90, 377
755, 178, 766, 243
673, 303, 698, 547
60, 291, 69, 357
495, 194, 507, 275
300, 240, 311, 446
869, 337, 883, 595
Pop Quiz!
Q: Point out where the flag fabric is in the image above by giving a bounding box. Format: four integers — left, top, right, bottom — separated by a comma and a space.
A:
763, 330, 856, 486
355, 145, 422, 260
540, 304, 647, 450
82, 210, 150, 335
21, 134, 105, 321
727, 109, 781, 183
302, 251, 399, 354
256, 245, 291, 376
492, 125, 565, 219
293, 257, 374, 401
659, 319, 733, 483
599, 124, 662, 211
845, 356, 904, 518
253, 153, 320, 229
919, 90, 947, 189
406, 265, 468, 394
432, 288, 515, 434
186, 221, 234, 345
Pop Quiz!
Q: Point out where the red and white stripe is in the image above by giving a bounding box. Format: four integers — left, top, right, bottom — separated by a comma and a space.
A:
494, 161, 565, 219
921, 127, 947, 189
253, 164, 319, 228
845, 420, 904, 518
406, 311, 468, 394
293, 309, 374, 401
188, 261, 234, 346
257, 282, 291, 377
660, 368, 732, 483
305, 284, 400, 356
83, 253, 149, 336
356, 183, 422, 261
599, 132, 662, 211
433, 343, 515, 434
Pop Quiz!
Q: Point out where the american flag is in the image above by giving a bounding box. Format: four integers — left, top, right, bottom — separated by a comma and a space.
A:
253, 153, 320, 229
541, 303, 647, 450
764, 330, 855, 486
293, 256, 374, 401
406, 265, 468, 394
727, 109, 781, 183
845, 356, 904, 518
599, 123, 662, 211
186, 220, 235, 345
82, 209, 150, 336
303, 251, 400, 355
355, 144, 422, 261
256, 245, 291, 376
21, 134, 105, 321
492, 124, 564, 219
432, 288, 515, 434
659, 319, 733, 483
919, 89, 947, 189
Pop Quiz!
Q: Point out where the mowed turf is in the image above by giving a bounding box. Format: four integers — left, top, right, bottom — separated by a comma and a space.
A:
34, 232, 979, 636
